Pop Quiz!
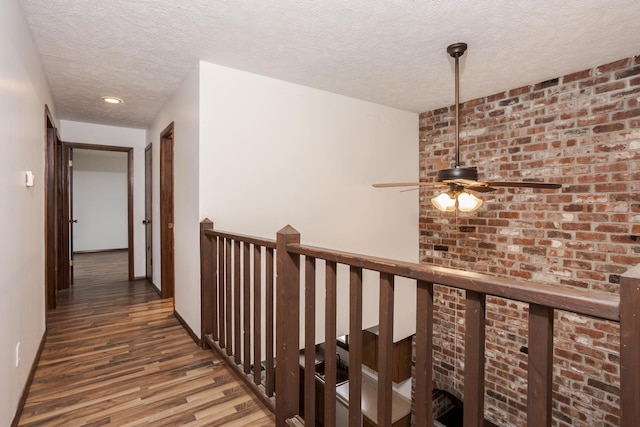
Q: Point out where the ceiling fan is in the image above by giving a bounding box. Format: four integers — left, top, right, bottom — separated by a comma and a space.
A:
373, 42, 561, 212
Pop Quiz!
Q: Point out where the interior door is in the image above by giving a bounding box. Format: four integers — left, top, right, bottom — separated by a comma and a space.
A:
57, 142, 70, 290
45, 124, 58, 309
68, 147, 76, 285
160, 123, 175, 299
144, 143, 153, 282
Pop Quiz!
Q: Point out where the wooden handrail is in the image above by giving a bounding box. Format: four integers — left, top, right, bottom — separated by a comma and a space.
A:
204, 228, 276, 249
286, 243, 620, 322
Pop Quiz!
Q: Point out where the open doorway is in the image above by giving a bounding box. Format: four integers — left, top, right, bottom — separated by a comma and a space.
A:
65, 143, 134, 283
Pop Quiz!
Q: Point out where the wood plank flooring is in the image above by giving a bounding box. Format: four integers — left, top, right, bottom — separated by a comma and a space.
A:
19, 251, 274, 426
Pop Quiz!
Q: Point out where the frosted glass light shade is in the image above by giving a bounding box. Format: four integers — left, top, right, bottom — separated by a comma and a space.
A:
457, 191, 483, 212
431, 192, 456, 212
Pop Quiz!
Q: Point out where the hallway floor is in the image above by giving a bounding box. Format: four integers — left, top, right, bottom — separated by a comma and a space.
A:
18, 251, 274, 426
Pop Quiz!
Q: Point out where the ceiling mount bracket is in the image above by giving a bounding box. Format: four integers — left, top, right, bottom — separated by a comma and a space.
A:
447, 42, 468, 58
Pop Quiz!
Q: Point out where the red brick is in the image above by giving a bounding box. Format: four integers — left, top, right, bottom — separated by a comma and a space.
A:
508, 85, 531, 97
564, 69, 592, 83
597, 58, 631, 74
580, 76, 609, 88
593, 123, 625, 133
612, 108, 640, 120
577, 114, 608, 127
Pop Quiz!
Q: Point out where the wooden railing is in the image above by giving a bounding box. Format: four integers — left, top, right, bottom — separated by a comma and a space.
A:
199, 220, 277, 412
200, 219, 640, 427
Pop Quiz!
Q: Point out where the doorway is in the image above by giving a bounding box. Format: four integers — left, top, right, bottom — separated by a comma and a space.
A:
160, 123, 175, 299
64, 143, 134, 283
144, 143, 153, 283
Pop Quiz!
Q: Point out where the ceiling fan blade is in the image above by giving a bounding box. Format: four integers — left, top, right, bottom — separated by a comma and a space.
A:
372, 182, 443, 188
441, 178, 482, 187
467, 185, 497, 193
485, 181, 562, 189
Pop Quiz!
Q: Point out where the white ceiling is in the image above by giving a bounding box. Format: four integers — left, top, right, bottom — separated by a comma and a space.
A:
19, 0, 640, 129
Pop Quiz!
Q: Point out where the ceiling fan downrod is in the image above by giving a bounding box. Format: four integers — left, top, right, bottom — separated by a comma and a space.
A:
437, 42, 478, 182
448, 42, 467, 169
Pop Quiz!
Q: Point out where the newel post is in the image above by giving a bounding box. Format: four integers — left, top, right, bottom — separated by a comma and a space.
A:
275, 225, 301, 426
200, 218, 214, 349
620, 264, 640, 427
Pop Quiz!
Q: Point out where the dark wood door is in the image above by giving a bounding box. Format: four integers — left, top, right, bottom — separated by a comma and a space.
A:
57, 141, 71, 290
45, 123, 58, 310
64, 145, 75, 286
160, 123, 175, 299
144, 143, 153, 282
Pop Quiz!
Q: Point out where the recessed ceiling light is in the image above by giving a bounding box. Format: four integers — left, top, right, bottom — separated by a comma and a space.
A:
101, 96, 124, 105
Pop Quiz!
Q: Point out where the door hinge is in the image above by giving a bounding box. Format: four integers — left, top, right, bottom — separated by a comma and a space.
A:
69, 259, 74, 267
68, 159, 73, 167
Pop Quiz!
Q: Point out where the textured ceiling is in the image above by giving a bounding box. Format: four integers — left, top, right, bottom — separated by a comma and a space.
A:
19, 0, 640, 128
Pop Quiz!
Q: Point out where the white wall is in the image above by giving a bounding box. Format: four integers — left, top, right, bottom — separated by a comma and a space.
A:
198, 61, 419, 341
72, 150, 128, 252
146, 65, 200, 314
59, 121, 147, 276
0, 0, 56, 424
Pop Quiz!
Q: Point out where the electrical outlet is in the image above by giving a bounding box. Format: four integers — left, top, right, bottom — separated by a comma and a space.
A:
15, 342, 20, 367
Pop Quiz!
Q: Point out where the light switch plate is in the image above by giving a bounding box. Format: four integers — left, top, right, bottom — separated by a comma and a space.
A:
25, 171, 35, 187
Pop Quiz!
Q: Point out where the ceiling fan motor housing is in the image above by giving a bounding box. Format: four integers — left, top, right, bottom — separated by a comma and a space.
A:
436, 167, 478, 182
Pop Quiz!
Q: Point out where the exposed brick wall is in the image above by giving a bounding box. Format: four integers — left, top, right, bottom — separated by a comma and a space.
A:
418, 55, 640, 426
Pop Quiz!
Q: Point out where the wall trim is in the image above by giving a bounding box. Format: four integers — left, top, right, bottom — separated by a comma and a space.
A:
73, 248, 127, 255
11, 330, 48, 427
147, 280, 161, 297
174, 310, 200, 347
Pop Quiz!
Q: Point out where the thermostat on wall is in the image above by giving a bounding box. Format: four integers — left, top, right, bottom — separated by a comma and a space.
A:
25, 171, 35, 187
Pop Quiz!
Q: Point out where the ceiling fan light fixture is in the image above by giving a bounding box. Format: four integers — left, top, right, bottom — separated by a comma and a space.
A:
431, 189, 482, 213
431, 192, 457, 212
457, 191, 483, 212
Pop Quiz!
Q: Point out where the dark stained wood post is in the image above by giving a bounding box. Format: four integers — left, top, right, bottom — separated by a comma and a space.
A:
378, 272, 395, 427
527, 304, 554, 427
253, 245, 263, 385
234, 240, 241, 364
276, 225, 301, 426
225, 238, 232, 354
218, 237, 227, 349
200, 219, 214, 349
324, 261, 338, 427
620, 265, 640, 427
349, 266, 363, 427
464, 290, 486, 427
265, 247, 275, 397
304, 256, 317, 424
243, 242, 252, 374
414, 280, 434, 427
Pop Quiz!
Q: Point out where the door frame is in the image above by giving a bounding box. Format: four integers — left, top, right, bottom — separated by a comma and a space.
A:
65, 143, 135, 281
44, 105, 58, 311
160, 122, 175, 300
144, 143, 153, 283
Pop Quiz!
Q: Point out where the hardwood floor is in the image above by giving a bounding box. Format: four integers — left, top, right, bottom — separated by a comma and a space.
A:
19, 251, 274, 426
